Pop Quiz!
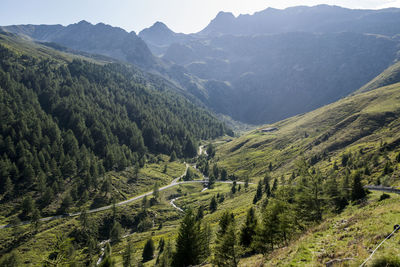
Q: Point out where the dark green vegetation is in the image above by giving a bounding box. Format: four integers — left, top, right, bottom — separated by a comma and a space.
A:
0, 32, 230, 265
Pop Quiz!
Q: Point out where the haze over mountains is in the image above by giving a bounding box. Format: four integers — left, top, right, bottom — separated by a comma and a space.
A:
3, 4, 400, 125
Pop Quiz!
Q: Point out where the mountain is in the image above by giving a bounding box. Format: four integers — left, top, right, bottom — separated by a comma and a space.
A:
138, 5, 400, 124
138, 22, 192, 56
163, 32, 399, 123
198, 11, 236, 37
198, 5, 400, 36
5, 6, 400, 125
1, 20, 157, 69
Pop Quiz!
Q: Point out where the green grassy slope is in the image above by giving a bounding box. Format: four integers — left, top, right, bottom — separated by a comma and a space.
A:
212, 78, 400, 266
356, 60, 400, 94
216, 81, 400, 186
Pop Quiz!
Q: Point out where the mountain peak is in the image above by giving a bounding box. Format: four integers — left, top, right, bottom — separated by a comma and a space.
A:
199, 11, 236, 36
139, 21, 177, 46
77, 20, 91, 26
215, 11, 235, 20
153, 21, 169, 30
140, 21, 174, 35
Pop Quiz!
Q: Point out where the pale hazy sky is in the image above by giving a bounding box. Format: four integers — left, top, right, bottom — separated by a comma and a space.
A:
1, 0, 400, 34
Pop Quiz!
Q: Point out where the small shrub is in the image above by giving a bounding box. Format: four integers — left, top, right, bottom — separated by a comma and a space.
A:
379, 193, 391, 201
371, 255, 400, 267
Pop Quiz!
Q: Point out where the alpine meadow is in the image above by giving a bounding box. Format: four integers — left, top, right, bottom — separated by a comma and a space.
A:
1, 2, 400, 267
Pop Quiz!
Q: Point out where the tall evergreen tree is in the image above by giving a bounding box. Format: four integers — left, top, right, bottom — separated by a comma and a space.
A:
123, 241, 134, 267
172, 209, 206, 267
142, 238, 155, 263
209, 196, 217, 213
253, 180, 263, 204
153, 182, 160, 202
213, 212, 239, 267
240, 207, 258, 247
351, 171, 366, 202
264, 174, 271, 197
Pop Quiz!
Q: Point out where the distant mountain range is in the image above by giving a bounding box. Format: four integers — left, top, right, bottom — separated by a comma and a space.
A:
3, 5, 400, 124
139, 5, 400, 123
2, 21, 156, 69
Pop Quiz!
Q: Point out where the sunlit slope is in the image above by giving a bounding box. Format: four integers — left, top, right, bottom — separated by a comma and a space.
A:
357, 61, 400, 94
236, 191, 400, 267
216, 81, 400, 183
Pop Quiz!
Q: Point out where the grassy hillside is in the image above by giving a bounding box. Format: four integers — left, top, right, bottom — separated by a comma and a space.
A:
264, 191, 400, 266
216, 81, 400, 186
211, 80, 400, 266
356, 60, 400, 94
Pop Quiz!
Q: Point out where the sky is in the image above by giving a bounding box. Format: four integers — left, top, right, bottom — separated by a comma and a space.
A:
1, 0, 400, 34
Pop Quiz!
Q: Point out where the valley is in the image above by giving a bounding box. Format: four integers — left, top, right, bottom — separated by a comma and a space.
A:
1, 3, 400, 267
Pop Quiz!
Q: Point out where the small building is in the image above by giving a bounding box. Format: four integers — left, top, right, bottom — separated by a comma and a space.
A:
261, 127, 278, 133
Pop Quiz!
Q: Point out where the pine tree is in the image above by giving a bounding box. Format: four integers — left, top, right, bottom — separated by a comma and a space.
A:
342, 173, 351, 201
271, 177, 278, 193
153, 182, 160, 202
253, 180, 263, 204
110, 221, 122, 243
325, 176, 347, 212
156, 241, 173, 267
294, 160, 323, 222
101, 177, 112, 196
209, 196, 217, 213
169, 151, 177, 162
231, 181, 237, 194
142, 195, 149, 210
254, 200, 283, 252
264, 174, 271, 197
206, 143, 215, 158
31, 207, 41, 231
21, 196, 34, 219
3, 176, 14, 198
221, 169, 227, 181
59, 193, 73, 214
351, 171, 366, 202
123, 241, 134, 267
213, 164, 219, 179
196, 206, 204, 221
142, 238, 155, 262
240, 207, 257, 247
199, 223, 211, 258
79, 209, 89, 232
213, 212, 239, 267
172, 209, 205, 267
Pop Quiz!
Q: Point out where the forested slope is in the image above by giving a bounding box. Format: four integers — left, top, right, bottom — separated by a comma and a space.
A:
0, 33, 229, 214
